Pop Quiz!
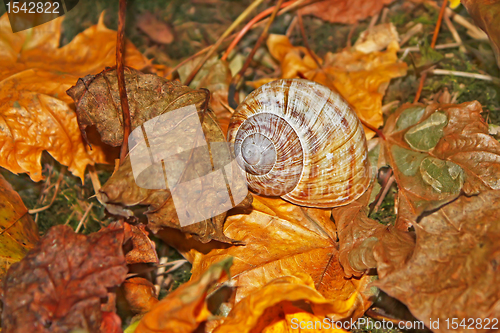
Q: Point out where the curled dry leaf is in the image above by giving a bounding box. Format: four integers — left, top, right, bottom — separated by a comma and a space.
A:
383, 102, 500, 224
2, 225, 127, 333
69, 67, 252, 244
299, 0, 394, 24
256, 31, 407, 138
124, 223, 158, 265
121, 277, 159, 315
332, 185, 415, 278
0, 174, 39, 285
462, 0, 500, 68
137, 11, 174, 44
0, 13, 149, 181
375, 190, 500, 333
189, 195, 375, 320
212, 274, 353, 333
135, 257, 232, 333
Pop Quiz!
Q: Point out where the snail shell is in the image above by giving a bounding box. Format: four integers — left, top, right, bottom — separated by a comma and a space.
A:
227, 78, 371, 208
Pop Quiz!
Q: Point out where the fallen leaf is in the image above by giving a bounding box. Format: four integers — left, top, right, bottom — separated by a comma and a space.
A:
462, 0, 500, 68
100, 311, 123, 333
135, 257, 232, 333
212, 274, 354, 333
262, 31, 407, 138
0, 12, 149, 181
137, 11, 174, 44
299, 0, 395, 24
0, 174, 39, 285
2, 225, 127, 333
375, 190, 500, 333
124, 223, 159, 265
196, 59, 233, 137
121, 277, 159, 315
189, 195, 375, 319
70, 67, 253, 244
332, 185, 415, 278
383, 102, 500, 223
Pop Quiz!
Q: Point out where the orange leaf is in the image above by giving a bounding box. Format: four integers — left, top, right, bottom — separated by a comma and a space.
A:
0, 13, 149, 181
0, 174, 39, 285
189, 195, 374, 319
135, 257, 232, 333
212, 274, 354, 333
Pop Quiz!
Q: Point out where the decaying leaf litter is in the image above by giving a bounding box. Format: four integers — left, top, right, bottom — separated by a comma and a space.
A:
0, 0, 499, 332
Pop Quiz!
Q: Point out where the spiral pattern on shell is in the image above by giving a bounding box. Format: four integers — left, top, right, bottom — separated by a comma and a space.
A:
227, 79, 371, 208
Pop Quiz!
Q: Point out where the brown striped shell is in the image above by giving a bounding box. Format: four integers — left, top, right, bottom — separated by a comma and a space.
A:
227, 78, 371, 208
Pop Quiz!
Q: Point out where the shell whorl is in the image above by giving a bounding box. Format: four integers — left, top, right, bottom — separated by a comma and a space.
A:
227, 78, 371, 208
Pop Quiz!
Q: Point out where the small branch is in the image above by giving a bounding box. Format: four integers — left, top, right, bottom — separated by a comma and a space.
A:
184, 0, 267, 86
229, 0, 285, 108
29, 170, 65, 214
398, 42, 461, 53
399, 23, 423, 47
414, 0, 448, 103
429, 69, 500, 84
373, 174, 395, 214
75, 203, 94, 233
443, 11, 466, 53
297, 11, 322, 69
117, 0, 131, 164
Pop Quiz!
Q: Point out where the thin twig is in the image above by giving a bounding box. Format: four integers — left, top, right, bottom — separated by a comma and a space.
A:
222, 0, 297, 61
184, 0, 267, 86
398, 42, 461, 53
443, 11, 465, 53
286, 15, 298, 38
380, 7, 389, 24
117, 0, 131, 164
414, 0, 448, 103
75, 203, 94, 233
297, 11, 322, 69
373, 175, 395, 214
399, 23, 423, 46
368, 11, 380, 31
29, 170, 65, 214
429, 69, 500, 84
229, 0, 285, 108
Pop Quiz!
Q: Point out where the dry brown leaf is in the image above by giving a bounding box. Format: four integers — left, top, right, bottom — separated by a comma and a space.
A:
121, 277, 159, 315
135, 257, 232, 333
189, 195, 375, 320
462, 0, 500, 68
211, 274, 354, 333
0, 174, 39, 286
261, 32, 407, 138
332, 185, 415, 278
375, 190, 500, 333
383, 102, 500, 224
0, 13, 149, 181
196, 59, 233, 137
69, 67, 253, 244
2, 225, 127, 333
124, 223, 158, 265
137, 11, 174, 44
299, 0, 395, 24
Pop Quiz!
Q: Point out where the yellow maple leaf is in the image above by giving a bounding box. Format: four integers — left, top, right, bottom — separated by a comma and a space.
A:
0, 13, 149, 181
